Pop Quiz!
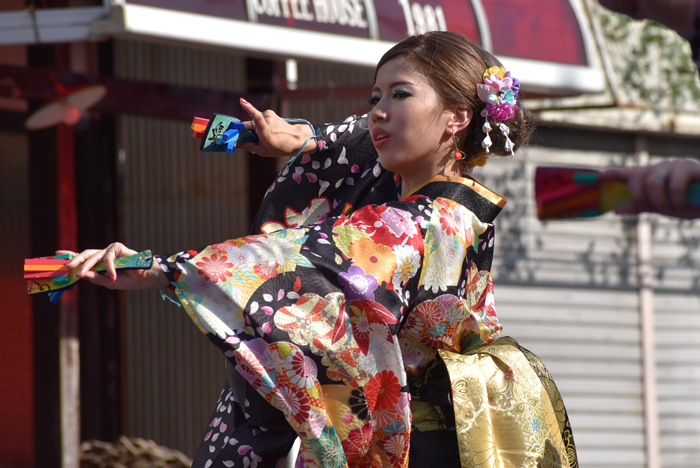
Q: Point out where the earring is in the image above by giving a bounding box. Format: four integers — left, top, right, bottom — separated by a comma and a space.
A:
450, 131, 466, 161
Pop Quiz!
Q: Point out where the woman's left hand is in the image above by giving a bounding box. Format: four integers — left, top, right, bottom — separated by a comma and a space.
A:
57, 242, 158, 290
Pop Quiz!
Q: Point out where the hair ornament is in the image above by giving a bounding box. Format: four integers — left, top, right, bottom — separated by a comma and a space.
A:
467, 152, 489, 171
477, 66, 520, 156
481, 117, 492, 135
498, 123, 515, 155
461, 151, 489, 176
480, 109, 492, 153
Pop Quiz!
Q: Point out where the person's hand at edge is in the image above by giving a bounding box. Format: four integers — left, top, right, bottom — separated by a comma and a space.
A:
600, 159, 700, 219
237, 98, 317, 157
56, 242, 160, 290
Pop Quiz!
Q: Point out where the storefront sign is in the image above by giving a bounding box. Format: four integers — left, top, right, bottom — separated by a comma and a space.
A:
129, 0, 481, 49
129, 0, 586, 65
240, 0, 481, 45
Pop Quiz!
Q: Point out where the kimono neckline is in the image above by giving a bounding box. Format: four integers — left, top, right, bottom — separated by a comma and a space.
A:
405, 175, 507, 223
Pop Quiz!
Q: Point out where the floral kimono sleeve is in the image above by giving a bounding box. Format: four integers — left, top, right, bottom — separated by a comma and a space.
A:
157, 201, 427, 468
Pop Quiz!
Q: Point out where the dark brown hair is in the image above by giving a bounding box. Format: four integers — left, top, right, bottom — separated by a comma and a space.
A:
374, 31, 535, 160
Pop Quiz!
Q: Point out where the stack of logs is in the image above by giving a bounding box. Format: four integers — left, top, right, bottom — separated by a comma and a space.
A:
81, 436, 192, 468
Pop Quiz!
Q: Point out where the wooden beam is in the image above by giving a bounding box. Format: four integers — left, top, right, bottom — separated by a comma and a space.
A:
0, 64, 271, 121
56, 121, 80, 468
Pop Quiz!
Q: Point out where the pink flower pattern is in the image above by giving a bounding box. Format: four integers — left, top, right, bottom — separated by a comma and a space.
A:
196, 254, 234, 283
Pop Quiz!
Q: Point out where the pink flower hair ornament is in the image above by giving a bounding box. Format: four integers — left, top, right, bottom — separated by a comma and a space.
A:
476, 66, 520, 156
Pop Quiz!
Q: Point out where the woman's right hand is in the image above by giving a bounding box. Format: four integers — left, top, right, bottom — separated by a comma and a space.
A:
57, 242, 159, 291
237, 98, 317, 157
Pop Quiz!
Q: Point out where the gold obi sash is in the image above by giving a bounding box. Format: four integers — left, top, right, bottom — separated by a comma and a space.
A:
411, 337, 578, 468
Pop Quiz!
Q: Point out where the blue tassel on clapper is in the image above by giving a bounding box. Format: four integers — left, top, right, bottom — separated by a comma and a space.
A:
48, 285, 75, 303
216, 122, 246, 154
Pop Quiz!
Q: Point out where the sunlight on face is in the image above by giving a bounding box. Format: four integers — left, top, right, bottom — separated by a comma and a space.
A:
368, 58, 453, 192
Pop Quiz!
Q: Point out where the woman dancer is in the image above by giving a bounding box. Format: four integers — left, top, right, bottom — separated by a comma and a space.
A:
61, 32, 577, 468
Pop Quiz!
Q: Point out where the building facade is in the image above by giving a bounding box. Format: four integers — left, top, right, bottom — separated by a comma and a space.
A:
0, 0, 698, 467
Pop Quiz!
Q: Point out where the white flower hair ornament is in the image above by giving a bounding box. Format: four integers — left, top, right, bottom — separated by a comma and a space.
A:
476, 66, 520, 156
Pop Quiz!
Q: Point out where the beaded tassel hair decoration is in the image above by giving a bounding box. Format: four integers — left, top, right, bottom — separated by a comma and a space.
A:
476, 66, 520, 156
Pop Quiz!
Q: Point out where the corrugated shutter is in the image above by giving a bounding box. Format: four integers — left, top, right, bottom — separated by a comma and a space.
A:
655, 292, 700, 468
115, 39, 249, 455
652, 207, 700, 468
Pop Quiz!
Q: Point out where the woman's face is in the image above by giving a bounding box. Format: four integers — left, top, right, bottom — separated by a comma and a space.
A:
368, 58, 454, 189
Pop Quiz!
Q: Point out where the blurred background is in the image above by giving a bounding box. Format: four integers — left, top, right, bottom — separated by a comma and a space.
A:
1, 0, 699, 467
